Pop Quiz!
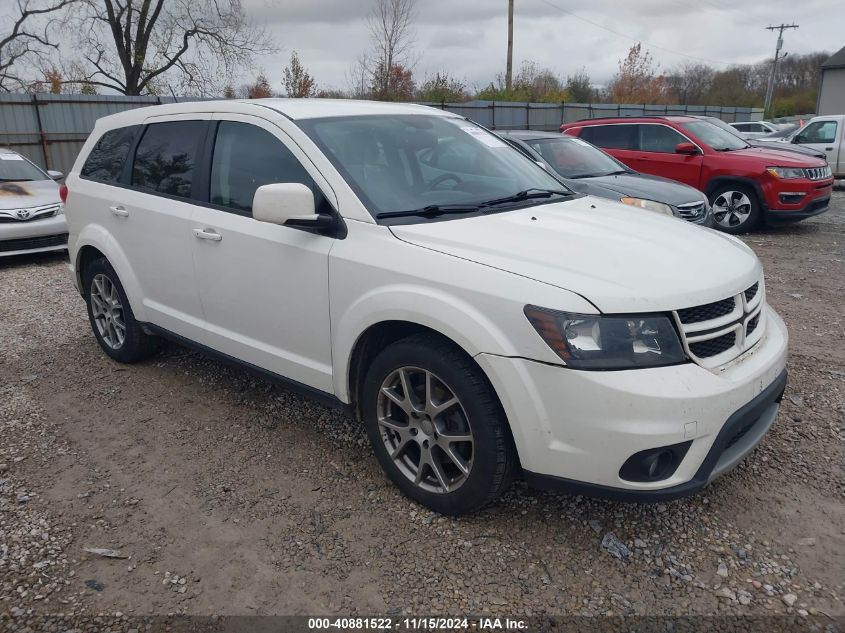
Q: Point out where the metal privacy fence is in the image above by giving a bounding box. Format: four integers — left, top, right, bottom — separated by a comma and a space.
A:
0, 93, 764, 175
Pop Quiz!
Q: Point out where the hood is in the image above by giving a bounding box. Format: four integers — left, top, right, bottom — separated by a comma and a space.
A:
566, 172, 704, 207
0, 179, 60, 210
390, 196, 760, 314
748, 140, 826, 160
730, 145, 826, 166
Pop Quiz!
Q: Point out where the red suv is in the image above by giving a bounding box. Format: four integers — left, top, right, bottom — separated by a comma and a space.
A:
560, 116, 833, 233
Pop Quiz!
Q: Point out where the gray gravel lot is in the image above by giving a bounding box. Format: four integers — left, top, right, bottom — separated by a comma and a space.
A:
1, 193, 843, 627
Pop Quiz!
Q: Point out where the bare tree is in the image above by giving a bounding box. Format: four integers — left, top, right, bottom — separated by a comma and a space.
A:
367, 0, 415, 99
0, 0, 75, 91
282, 51, 316, 98
69, 0, 275, 96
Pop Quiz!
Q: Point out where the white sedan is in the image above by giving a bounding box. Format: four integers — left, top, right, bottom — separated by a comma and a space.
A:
0, 148, 68, 257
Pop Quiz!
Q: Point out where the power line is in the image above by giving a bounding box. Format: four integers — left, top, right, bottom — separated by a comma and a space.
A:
537, 0, 734, 66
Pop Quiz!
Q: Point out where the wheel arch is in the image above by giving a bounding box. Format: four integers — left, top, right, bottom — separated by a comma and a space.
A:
73, 226, 147, 321
704, 176, 767, 210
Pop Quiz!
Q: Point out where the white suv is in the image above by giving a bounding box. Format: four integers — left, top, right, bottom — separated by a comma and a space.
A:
64, 100, 788, 515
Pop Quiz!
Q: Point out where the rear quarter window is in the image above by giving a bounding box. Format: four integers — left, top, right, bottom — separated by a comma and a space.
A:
80, 126, 140, 183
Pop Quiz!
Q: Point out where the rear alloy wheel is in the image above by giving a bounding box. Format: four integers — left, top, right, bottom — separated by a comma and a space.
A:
362, 333, 517, 515
84, 257, 160, 363
709, 185, 760, 234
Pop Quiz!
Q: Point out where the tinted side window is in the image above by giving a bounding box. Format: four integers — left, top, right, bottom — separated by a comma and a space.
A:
131, 121, 206, 198
637, 124, 687, 153
579, 125, 634, 150
81, 126, 140, 182
210, 121, 314, 214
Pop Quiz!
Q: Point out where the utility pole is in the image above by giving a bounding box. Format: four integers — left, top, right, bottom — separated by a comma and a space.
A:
505, 0, 514, 91
763, 23, 798, 118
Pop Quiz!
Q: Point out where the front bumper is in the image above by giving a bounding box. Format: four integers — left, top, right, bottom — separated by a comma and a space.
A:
0, 213, 68, 257
764, 178, 833, 223
475, 304, 788, 499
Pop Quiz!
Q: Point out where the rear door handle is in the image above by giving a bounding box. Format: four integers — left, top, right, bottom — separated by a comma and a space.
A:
193, 228, 222, 242
109, 205, 129, 217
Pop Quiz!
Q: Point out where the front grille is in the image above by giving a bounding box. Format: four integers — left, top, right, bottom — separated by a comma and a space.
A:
675, 201, 706, 221
744, 283, 759, 303
804, 165, 832, 181
0, 233, 68, 253
677, 298, 735, 324
689, 332, 736, 358
0, 204, 61, 223
746, 313, 760, 336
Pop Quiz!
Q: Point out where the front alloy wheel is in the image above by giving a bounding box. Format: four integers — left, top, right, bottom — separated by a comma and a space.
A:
362, 333, 517, 515
377, 366, 473, 493
712, 190, 753, 230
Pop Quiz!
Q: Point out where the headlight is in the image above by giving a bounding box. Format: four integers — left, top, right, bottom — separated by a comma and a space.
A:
619, 197, 674, 216
766, 166, 805, 179
524, 305, 686, 370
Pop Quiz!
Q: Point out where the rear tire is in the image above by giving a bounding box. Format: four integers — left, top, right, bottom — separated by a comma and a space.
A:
708, 183, 760, 234
83, 257, 160, 363
361, 333, 517, 515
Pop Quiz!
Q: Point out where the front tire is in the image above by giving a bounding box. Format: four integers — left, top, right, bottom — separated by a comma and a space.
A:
709, 184, 760, 234
362, 333, 517, 515
83, 258, 160, 363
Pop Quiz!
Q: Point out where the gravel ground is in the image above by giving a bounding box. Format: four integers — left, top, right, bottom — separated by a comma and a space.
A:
1, 192, 843, 629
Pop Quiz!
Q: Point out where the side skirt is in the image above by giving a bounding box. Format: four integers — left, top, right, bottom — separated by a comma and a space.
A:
142, 322, 351, 414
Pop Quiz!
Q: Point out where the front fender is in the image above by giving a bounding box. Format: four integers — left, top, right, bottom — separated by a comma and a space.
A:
73, 223, 147, 322
331, 281, 583, 403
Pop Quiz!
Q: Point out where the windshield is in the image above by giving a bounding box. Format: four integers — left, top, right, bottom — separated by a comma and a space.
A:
299, 115, 568, 219
681, 120, 748, 151
524, 136, 628, 178
0, 154, 49, 182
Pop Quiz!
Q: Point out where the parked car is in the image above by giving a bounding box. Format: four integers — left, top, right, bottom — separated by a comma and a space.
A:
0, 148, 67, 257
65, 100, 788, 515
691, 116, 824, 160
774, 115, 845, 178
497, 131, 713, 227
729, 120, 783, 139
561, 116, 833, 233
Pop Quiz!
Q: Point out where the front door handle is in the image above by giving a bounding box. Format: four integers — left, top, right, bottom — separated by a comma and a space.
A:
193, 228, 222, 242
825, 147, 834, 151
109, 205, 129, 217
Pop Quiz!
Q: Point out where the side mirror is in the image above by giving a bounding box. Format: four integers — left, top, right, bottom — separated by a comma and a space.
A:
675, 142, 700, 155
252, 182, 334, 231
47, 170, 64, 181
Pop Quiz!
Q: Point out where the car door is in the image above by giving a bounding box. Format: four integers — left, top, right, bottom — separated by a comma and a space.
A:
113, 115, 210, 341
190, 114, 336, 393
629, 124, 703, 187
792, 119, 841, 169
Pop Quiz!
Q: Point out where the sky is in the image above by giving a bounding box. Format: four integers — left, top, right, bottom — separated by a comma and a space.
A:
244, 0, 843, 93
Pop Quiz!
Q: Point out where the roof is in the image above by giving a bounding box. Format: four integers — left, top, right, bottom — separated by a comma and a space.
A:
822, 45, 845, 70
563, 115, 698, 127
92, 98, 458, 129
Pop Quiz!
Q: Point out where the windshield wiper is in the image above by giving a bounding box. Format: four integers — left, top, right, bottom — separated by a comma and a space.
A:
477, 188, 573, 208
376, 204, 481, 219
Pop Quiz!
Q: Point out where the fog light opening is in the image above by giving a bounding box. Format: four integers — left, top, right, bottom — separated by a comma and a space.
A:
619, 440, 692, 483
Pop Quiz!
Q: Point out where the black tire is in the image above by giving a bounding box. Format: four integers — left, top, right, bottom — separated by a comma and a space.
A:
83, 257, 160, 363
361, 333, 517, 515
708, 183, 761, 234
